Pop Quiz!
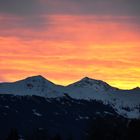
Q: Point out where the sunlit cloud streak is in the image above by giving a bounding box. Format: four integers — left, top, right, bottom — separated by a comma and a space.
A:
0, 0, 140, 89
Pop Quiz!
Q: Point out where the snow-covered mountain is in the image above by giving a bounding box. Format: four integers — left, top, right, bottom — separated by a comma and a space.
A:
0, 75, 64, 98
65, 77, 140, 118
0, 75, 140, 118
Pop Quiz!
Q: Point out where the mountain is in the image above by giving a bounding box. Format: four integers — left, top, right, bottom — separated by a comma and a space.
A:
67, 77, 117, 90
0, 75, 140, 139
0, 75, 64, 98
0, 94, 139, 140
0, 94, 120, 140
65, 77, 140, 119
0, 75, 140, 119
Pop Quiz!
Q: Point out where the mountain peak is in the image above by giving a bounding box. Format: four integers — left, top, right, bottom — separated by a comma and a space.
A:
67, 77, 115, 91
80, 77, 104, 84
26, 75, 47, 81
23, 75, 56, 85
81, 77, 91, 81
13, 75, 56, 87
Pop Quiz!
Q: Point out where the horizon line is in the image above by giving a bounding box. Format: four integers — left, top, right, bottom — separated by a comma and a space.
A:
0, 75, 139, 91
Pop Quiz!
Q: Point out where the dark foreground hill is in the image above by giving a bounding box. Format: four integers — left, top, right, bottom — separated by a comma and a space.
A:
0, 94, 140, 140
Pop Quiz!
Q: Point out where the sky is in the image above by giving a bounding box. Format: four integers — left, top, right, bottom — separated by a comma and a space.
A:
0, 0, 140, 89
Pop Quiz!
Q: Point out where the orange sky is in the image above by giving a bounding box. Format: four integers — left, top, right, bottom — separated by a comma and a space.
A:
0, 1, 140, 89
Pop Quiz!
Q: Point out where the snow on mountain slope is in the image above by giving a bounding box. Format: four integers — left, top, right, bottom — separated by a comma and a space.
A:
65, 77, 140, 118
0, 75, 140, 118
67, 77, 118, 91
0, 75, 64, 98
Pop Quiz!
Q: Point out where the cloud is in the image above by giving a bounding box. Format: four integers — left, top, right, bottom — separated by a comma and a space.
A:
45, 0, 140, 26
0, 0, 140, 89
40, 0, 140, 17
0, 0, 47, 30
0, 0, 140, 17
0, 15, 139, 40
0, 0, 139, 31
0, 0, 42, 16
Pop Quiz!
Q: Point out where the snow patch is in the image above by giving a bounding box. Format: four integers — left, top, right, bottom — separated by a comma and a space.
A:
32, 109, 42, 117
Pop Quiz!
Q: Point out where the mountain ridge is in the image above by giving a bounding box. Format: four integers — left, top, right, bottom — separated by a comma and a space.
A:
1, 75, 139, 90
0, 75, 140, 119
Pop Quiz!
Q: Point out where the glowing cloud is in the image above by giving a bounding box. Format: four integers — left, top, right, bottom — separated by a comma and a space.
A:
0, 0, 140, 89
